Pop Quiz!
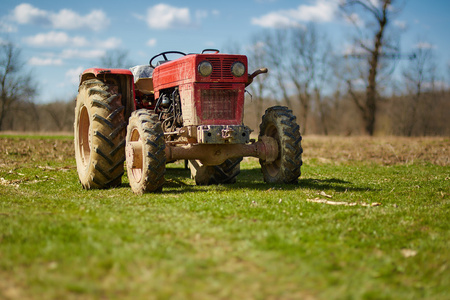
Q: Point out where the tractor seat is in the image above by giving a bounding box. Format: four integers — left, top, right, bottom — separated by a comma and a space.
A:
130, 65, 154, 94
156, 60, 170, 66
130, 65, 153, 80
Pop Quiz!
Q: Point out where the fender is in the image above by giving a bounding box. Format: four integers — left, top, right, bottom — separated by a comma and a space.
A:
79, 68, 134, 85
79, 68, 136, 116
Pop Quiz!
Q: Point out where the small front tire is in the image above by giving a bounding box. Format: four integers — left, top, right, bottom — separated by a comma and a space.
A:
126, 110, 166, 194
259, 106, 302, 184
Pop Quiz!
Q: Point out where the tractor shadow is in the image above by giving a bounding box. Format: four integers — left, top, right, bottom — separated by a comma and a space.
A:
232, 168, 372, 193
161, 165, 373, 194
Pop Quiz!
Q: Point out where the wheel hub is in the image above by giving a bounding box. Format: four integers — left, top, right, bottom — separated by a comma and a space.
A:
126, 141, 143, 169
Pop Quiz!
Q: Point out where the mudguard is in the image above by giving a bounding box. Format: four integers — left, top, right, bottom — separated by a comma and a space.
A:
79, 68, 133, 85
79, 68, 136, 115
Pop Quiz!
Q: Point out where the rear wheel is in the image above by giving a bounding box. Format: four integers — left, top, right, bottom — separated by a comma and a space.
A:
189, 158, 242, 186
74, 79, 126, 189
259, 106, 302, 184
126, 110, 166, 194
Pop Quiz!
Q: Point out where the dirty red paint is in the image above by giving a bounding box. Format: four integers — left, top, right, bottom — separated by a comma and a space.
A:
152, 54, 248, 126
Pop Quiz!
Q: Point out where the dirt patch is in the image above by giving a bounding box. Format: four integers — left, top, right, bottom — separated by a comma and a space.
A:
1, 135, 448, 169
302, 136, 449, 166
0, 137, 74, 169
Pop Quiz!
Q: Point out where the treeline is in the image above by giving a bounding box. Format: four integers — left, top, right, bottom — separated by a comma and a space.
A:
1, 86, 449, 136
243, 89, 450, 136
1, 100, 75, 132
1, 0, 449, 136
241, 0, 450, 136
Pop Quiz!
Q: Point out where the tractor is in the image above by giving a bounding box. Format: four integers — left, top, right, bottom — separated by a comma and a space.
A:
74, 49, 303, 194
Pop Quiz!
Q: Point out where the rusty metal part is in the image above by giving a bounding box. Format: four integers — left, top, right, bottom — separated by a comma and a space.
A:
259, 135, 279, 163
197, 125, 251, 144
246, 68, 268, 87
165, 136, 278, 166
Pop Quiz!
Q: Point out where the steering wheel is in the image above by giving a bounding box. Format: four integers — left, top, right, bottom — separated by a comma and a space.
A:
149, 51, 186, 68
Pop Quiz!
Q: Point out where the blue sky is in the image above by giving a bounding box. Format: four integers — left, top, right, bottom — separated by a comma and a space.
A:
1, 0, 449, 103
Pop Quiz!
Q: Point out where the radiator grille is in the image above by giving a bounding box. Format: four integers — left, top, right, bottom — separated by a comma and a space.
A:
201, 89, 237, 120
208, 58, 221, 80
222, 59, 235, 79
209, 83, 233, 89
205, 57, 235, 80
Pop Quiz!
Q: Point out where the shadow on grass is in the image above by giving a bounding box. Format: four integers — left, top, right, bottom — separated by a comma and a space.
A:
156, 166, 373, 194
298, 178, 370, 192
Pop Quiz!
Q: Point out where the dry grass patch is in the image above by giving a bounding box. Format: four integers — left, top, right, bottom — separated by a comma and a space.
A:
303, 135, 449, 166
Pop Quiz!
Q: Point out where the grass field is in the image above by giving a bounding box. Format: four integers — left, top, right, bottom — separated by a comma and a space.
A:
0, 135, 449, 299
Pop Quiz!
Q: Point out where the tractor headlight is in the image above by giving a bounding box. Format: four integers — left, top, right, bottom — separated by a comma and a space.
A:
231, 62, 246, 77
198, 61, 213, 77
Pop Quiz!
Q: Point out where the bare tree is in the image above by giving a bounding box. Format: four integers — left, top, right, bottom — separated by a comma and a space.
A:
0, 41, 37, 131
246, 38, 271, 128
288, 26, 313, 134
42, 100, 75, 131
261, 29, 292, 108
341, 0, 402, 135
288, 24, 336, 135
260, 25, 334, 134
402, 43, 436, 136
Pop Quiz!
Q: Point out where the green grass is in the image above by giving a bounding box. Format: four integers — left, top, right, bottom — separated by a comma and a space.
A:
0, 136, 449, 299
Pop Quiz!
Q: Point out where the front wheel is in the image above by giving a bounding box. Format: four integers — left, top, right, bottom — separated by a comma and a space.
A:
259, 106, 303, 184
125, 110, 166, 194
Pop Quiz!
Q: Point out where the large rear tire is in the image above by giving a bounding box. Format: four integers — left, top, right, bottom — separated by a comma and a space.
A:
259, 106, 302, 184
74, 79, 126, 189
189, 158, 242, 186
126, 110, 166, 194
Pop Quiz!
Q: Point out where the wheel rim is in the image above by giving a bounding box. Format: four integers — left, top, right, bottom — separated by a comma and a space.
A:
78, 106, 90, 169
264, 123, 281, 177
129, 128, 143, 183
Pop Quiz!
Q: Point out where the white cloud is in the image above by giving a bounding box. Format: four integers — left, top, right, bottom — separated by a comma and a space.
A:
61, 49, 106, 59
12, 4, 49, 25
368, 0, 381, 7
246, 41, 266, 53
23, 32, 121, 49
345, 13, 364, 27
252, 0, 338, 28
196, 10, 209, 20
292, 0, 338, 22
415, 42, 436, 50
51, 9, 109, 31
252, 12, 303, 28
147, 38, 157, 47
66, 66, 84, 85
28, 57, 63, 66
23, 31, 88, 47
394, 20, 407, 30
342, 41, 371, 56
11, 3, 109, 31
0, 21, 17, 33
146, 4, 192, 29
100, 37, 122, 49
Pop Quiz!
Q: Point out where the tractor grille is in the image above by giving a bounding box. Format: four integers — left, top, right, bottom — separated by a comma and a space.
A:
200, 89, 237, 120
221, 59, 235, 79
207, 57, 236, 80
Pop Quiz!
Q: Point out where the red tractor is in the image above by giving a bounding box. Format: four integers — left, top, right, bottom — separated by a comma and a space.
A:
74, 50, 302, 194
